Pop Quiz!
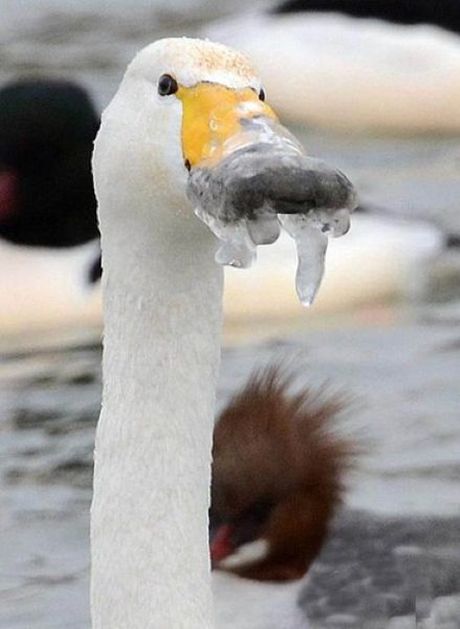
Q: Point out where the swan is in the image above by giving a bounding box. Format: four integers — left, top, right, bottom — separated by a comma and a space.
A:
203, 1, 460, 133
91, 36, 355, 628
0, 78, 101, 333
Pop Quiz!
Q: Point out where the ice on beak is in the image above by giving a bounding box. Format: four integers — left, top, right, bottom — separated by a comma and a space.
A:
186, 112, 357, 305
195, 206, 257, 268
279, 215, 328, 306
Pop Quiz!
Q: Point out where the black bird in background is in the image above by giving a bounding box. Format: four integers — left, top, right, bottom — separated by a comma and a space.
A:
275, 0, 460, 34
0, 78, 101, 282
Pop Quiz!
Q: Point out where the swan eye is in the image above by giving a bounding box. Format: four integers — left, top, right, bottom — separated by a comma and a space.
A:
158, 74, 178, 96
259, 88, 265, 102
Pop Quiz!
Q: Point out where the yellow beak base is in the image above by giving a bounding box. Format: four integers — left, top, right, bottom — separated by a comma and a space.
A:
177, 83, 277, 169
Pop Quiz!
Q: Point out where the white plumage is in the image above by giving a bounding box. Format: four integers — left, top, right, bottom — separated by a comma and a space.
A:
205, 11, 460, 133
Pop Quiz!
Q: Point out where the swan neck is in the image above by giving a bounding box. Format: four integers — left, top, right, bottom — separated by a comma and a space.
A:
91, 216, 223, 628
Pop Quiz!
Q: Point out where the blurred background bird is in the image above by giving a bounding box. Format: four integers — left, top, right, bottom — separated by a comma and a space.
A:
0, 78, 101, 333
205, 0, 460, 133
210, 364, 354, 628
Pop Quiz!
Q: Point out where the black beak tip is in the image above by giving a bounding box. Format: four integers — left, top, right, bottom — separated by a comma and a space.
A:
187, 145, 358, 223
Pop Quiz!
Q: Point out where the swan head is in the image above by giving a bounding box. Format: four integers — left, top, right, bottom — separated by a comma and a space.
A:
94, 38, 267, 223
93, 37, 356, 245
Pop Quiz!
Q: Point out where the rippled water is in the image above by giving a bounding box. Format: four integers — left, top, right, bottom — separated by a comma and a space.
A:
1, 3, 460, 628
1, 309, 460, 628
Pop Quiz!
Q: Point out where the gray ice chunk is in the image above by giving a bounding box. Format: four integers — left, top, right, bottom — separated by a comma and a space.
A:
279, 214, 328, 306
187, 144, 356, 224
186, 116, 357, 304
194, 206, 256, 268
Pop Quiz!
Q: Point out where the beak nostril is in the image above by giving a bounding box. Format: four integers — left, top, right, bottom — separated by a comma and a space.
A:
184, 159, 191, 172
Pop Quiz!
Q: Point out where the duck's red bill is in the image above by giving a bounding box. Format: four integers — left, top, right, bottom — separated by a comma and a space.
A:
210, 523, 236, 564
0, 170, 18, 221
